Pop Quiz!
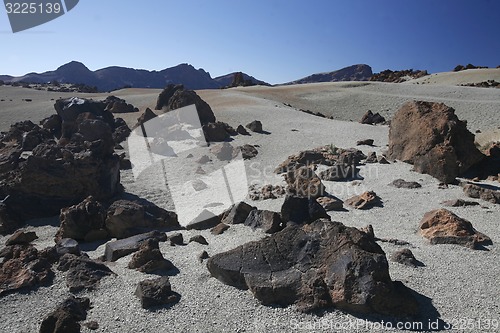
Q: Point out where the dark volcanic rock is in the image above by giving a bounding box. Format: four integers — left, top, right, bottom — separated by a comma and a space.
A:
135, 108, 157, 129
419, 209, 492, 249
0, 201, 22, 235
318, 165, 356, 181
210, 223, 230, 235
155, 84, 184, 111
39, 296, 90, 333
356, 139, 374, 146
168, 233, 184, 246
248, 184, 286, 201
104, 96, 137, 113
163, 87, 216, 125
55, 238, 81, 256
128, 238, 173, 273
238, 144, 258, 160
202, 122, 230, 142
391, 249, 423, 267
104, 230, 167, 262
105, 199, 179, 239
220, 202, 256, 225
387, 101, 484, 183
236, 125, 250, 135
56, 196, 107, 242
391, 179, 422, 189
245, 120, 263, 133
6, 230, 38, 245
280, 194, 329, 226
360, 110, 386, 125
0, 244, 53, 296
189, 235, 208, 245
57, 253, 114, 292
462, 183, 500, 204
244, 210, 283, 234
135, 276, 179, 309
207, 219, 419, 316
441, 199, 480, 207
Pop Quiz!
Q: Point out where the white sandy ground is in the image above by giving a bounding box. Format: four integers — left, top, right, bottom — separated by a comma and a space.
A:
0, 77, 499, 332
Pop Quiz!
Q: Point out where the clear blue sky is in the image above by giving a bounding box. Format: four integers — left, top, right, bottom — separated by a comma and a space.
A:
0, 0, 499, 84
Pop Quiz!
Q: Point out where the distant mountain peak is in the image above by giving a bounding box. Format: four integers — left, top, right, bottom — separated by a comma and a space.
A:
56, 61, 90, 72
287, 64, 373, 85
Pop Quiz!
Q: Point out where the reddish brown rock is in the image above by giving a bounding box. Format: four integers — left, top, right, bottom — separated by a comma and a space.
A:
135, 276, 179, 309
285, 166, 326, 198
211, 223, 230, 235
6, 230, 38, 245
0, 244, 53, 296
316, 196, 344, 211
462, 183, 500, 204
345, 191, 382, 209
39, 296, 90, 333
128, 238, 173, 273
387, 101, 484, 183
419, 209, 492, 249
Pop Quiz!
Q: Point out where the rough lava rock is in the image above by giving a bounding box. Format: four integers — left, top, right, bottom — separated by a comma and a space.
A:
280, 194, 329, 225
5, 230, 38, 245
285, 166, 326, 198
360, 110, 386, 125
419, 209, 492, 249
220, 202, 256, 225
57, 253, 115, 292
245, 120, 263, 133
39, 296, 90, 333
104, 230, 167, 262
244, 210, 283, 234
345, 191, 382, 209
135, 276, 179, 309
128, 238, 173, 273
0, 244, 54, 296
462, 183, 500, 204
390, 179, 422, 189
56, 196, 107, 242
387, 101, 484, 183
391, 249, 423, 267
105, 199, 179, 239
207, 219, 419, 316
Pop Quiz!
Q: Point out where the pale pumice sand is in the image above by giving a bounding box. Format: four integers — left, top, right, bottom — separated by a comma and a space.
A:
0, 79, 499, 332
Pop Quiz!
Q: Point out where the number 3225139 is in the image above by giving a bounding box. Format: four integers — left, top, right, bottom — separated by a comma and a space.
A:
5, 2, 62, 14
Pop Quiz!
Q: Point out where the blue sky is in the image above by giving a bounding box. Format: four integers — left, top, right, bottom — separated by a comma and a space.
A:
0, 0, 499, 84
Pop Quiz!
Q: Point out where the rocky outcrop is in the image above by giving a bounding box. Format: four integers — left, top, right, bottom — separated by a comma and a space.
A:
0, 98, 123, 222
57, 253, 114, 292
248, 184, 286, 200
316, 196, 344, 211
387, 101, 484, 183
39, 296, 90, 333
288, 64, 373, 84
155, 84, 216, 125
135, 277, 179, 309
419, 209, 492, 249
369, 69, 428, 83
128, 238, 173, 273
135, 108, 157, 129
0, 244, 54, 296
105, 199, 179, 239
207, 219, 418, 316
238, 144, 258, 160
56, 196, 107, 242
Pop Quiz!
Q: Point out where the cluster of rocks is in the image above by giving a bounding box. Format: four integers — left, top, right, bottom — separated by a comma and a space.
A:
152, 84, 265, 144
3, 81, 99, 93
0, 97, 135, 233
248, 184, 286, 200
103, 95, 139, 113
369, 69, 428, 83
453, 64, 489, 71
459, 80, 500, 88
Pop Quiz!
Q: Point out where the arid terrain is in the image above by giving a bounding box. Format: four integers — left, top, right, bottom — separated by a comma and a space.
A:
0, 69, 499, 332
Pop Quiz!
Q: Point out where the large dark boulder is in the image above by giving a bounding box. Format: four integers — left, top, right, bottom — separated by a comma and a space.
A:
105, 199, 179, 239
155, 84, 216, 125
135, 276, 179, 309
207, 219, 419, 316
57, 253, 114, 292
39, 296, 90, 333
387, 101, 484, 183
